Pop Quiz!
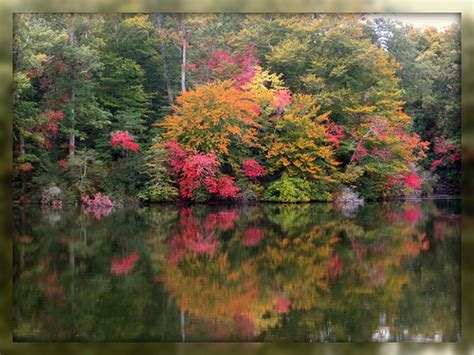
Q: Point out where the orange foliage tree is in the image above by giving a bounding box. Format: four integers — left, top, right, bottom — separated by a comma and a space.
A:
158, 80, 261, 165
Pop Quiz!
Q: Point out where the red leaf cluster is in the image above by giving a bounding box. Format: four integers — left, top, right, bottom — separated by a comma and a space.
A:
273, 89, 292, 111
164, 139, 240, 199
54, 61, 69, 74
82, 192, 113, 208
82, 193, 113, 220
110, 130, 139, 152
18, 163, 34, 172
403, 173, 423, 190
181, 152, 221, 198
242, 159, 266, 179
207, 45, 259, 87
213, 176, 240, 198
352, 141, 368, 162
57, 158, 68, 169
46, 110, 64, 133
326, 121, 345, 148
163, 138, 187, 174
431, 136, 460, 171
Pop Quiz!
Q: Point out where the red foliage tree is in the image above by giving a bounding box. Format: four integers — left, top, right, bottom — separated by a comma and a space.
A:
214, 176, 240, 198
403, 173, 423, 190
33, 110, 65, 150
207, 45, 259, 87
45, 110, 64, 133
180, 152, 221, 198
82, 193, 113, 220
431, 136, 461, 171
82, 192, 113, 208
163, 138, 187, 174
242, 159, 266, 180
326, 120, 345, 148
163, 139, 240, 200
110, 130, 139, 152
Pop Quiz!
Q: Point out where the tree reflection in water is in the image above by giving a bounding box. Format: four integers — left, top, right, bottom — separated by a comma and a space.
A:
13, 199, 460, 342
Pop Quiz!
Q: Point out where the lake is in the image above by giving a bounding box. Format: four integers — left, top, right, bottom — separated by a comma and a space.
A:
13, 199, 461, 342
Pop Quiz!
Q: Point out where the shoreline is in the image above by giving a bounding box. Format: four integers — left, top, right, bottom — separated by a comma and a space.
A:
12, 194, 461, 208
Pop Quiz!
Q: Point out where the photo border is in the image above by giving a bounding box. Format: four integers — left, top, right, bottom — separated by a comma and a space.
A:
1, 1, 473, 354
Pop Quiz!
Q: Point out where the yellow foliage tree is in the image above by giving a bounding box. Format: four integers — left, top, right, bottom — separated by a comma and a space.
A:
266, 94, 340, 182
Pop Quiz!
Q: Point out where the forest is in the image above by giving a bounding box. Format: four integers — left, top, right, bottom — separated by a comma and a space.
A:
12, 14, 461, 204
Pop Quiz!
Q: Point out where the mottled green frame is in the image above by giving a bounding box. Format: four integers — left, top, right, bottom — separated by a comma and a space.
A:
0, 0, 472, 354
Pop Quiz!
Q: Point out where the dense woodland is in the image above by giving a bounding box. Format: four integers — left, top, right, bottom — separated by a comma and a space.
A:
13, 14, 461, 204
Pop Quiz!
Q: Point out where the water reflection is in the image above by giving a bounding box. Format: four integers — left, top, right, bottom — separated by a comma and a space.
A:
13, 200, 460, 342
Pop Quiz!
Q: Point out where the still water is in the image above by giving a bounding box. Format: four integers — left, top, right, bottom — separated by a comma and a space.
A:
13, 199, 460, 342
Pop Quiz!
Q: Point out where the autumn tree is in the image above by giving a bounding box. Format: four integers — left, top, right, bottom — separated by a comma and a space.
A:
266, 94, 340, 183
159, 80, 261, 167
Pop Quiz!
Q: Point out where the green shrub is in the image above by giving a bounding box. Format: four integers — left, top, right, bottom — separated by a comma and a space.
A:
264, 175, 312, 202
137, 143, 178, 202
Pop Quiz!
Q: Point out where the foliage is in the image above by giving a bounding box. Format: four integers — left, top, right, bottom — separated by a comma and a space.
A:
65, 149, 106, 198
266, 94, 340, 182
82, 192, 113, 207
163, 139, 240, 201
138, 143, 179, 202
159, 80, 261, 163
104, 154, 147, 200
345, 115, 429, 198
110, 130, 140, 153
263, 174, 312, 202
206, 45, 259, 87
242, 159, 266, 180
12, 14, 460, 203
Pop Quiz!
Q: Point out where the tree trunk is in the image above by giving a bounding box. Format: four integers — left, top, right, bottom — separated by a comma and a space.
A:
156, 14, 174, 103
19, 134, 25, 155
181, 39, 186, 92
180, 17, 186, 93
68, 134, 75, 157
69, 29, 76, 157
